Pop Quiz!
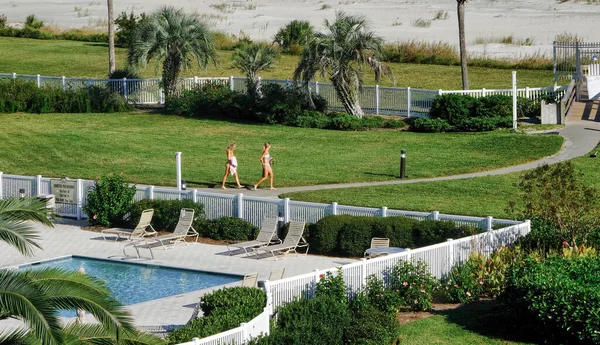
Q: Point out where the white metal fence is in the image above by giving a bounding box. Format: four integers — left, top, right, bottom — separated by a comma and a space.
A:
0, 172, 521, 229
0, 72, 567, 117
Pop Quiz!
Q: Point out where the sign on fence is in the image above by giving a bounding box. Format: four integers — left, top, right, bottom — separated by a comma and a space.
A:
50, 179, 77, 204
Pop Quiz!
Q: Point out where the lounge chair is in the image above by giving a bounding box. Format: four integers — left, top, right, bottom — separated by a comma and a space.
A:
101, 209, 157, 241
257, 220, 308, 260
126, 208, 199, 259
242, 272, 259, 287
269, 268, 285, 281
227, 216, 281, 255
364, 237, 390, 259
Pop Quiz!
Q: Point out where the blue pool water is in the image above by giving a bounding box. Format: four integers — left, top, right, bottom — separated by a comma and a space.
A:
18, 256, 240, 306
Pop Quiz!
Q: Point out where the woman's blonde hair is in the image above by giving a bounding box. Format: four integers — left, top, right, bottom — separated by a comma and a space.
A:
264, 142, 271, 148
227, 142, 236, 150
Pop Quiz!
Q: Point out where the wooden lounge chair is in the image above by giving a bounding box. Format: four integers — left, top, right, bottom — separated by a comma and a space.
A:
257, 220, 308, 260
364, 237, 390, 259
126, 208, 199, 259
101, 209, 157, 241
227, 216, 281, 255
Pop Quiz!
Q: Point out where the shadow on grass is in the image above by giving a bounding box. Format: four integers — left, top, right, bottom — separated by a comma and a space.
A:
435, 299, 538, 344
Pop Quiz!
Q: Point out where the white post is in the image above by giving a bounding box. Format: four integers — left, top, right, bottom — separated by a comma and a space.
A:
331, 202, 338, 215
192, 189, 198, 203
482, 88, 487, 97
438, 89, 442, 96
240, 322, 248, 340
447, 238, 454, 268
283, 198, 291, 223
257, 76, 262, 92
12, 72, 16, 79
35, 175, 42, 196
147, 185, 154, 199
263, 280, 274, 315
123, 78, 127, 99
175, 152, 182, 191
194, 76, 198, 85
375, 84, 380, 115
62, 76, 66, 91
312, 269, 320, 297
525, 86, 530, 99
76, 179, 83, 220
236, 193, 244, 219
229, 76, 234, 91
192, 338, 200, 345
315, 81, 319, 95
0, 172, 3, 199
159, 78, 164, 104
88, 78, 92, 88
407, 87, 412, 118
360, 258, 367, 287
486, 216, 494, 232
36, 74, 41, 88
380, 206, 387, 218
512, 71, 517, 131
430, 211, 440, 221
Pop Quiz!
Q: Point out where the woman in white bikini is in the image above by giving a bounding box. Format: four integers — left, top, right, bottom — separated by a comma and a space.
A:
221, 142, 243, 189
253, 142, 275, 190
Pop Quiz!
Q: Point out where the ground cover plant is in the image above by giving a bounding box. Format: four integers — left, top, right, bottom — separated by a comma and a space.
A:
0, 37, 557, 89
0, 113, 562, 187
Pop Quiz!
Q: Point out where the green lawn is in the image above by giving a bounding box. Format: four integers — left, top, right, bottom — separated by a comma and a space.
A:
398, 300, 535, 345
0, 37, 557, 89
0, 113, 562, 188
284, 145, 600, 218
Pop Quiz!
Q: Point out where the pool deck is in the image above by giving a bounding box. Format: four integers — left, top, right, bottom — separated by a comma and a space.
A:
0, 219, 356, 328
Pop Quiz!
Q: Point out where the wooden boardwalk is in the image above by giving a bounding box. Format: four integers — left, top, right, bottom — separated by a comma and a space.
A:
567, 100, 600, 123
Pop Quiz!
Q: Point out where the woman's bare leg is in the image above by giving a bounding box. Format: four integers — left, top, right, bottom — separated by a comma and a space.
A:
221, 164, 230, 189
234, 173, 243, 188
254, 169, 268, 190
269, 170, 275, 190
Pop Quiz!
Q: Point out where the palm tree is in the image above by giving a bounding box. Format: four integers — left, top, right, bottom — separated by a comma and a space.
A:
232, 43, 279, 98
129, 6, 216, 104
293, 12, 390, 118
457, 0, 469, 90
0, 197, 165, 345
107, 0, 116, 74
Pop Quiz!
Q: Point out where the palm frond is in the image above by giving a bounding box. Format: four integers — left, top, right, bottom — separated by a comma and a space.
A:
62, 323, 166, 345
0, 328, 42, 345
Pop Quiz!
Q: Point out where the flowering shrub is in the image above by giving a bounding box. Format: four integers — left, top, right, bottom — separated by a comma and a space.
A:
363, 276, 403, 313
443, 252, 485, 303
390, 260, 438, 311
83, 174, 136, 227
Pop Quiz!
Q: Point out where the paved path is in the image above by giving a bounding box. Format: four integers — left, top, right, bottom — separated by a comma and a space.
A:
192, 101, 600, 199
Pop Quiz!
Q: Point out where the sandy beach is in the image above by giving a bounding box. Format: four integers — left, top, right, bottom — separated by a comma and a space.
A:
3, 0, 600, 58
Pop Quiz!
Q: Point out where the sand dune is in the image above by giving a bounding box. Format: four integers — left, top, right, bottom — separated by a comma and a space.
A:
3, 0, 600, 58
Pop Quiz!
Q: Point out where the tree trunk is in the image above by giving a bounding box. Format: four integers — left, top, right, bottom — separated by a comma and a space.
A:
457, 0, 469, 90
107, 0, 115, 74
334, 80, 364, 118
306, 82, 316, 110
162, 52, 182, 105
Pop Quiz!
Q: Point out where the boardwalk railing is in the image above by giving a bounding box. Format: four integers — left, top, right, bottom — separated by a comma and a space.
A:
0, 72, 566, 117
0, 172, 521, 229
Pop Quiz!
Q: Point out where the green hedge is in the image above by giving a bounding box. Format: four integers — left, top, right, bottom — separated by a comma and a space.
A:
202, 217, 258, 241
128, 199, 205, 232
506, 256, 600, 344
0, 79, 131, 113
167, 287, 266, 344
307, 215, 481, 257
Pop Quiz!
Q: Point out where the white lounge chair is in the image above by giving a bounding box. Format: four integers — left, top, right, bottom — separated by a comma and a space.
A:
257, 220, 308, 260
242, 272, 259, 287
227, 216, 281, 255
101, 209, 157, 241
126, 208, 199, 259
364, 237, 390, 259
269, 268, 285, 281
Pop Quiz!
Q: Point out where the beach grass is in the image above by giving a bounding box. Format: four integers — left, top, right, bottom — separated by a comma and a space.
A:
0, 113, 562, 188
0, 36, 557, 89
283, 143, 600, 219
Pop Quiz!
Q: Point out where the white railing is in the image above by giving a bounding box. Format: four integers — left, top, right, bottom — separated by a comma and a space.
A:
0, 172, 521, 229
262, 220, 530, 315
0, 73, 566, 117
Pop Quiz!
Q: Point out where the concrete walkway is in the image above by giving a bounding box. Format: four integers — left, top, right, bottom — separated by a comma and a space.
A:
203, 101, 600, 198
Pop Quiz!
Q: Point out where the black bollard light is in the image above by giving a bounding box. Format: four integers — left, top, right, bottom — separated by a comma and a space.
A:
400, 149, 406, 179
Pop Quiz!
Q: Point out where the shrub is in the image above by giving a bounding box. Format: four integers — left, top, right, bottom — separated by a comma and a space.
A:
515, 217, 564, 253
517, 97, 540, 118
83, 174, 136, 227
293, 110, 332, 129
24, 14, 44, 29
338, 218, 373, 257
201, 217, 258, 241
344, 299, 400, 345
307, 215, 346, 255
454, 116, 510, 132
273, 20, 314, 55
115, 10, 147, 48
442, 253, 486, 303
316, 270, 347, 303
430, 94, 476, 123
167, 287, 266, 344
0, 14, 7, 29
390, 259, 438, 311
410, 117, 453, 132
328, 112, 365, 131
473, 95, 513, 118
363, 275, 403, 313
128, 199, 205, 232
506, 256, 600, 344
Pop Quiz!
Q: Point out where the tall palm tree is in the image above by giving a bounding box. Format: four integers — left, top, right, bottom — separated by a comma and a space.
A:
107, 0, 116, 74
129, 6, 216, 104
293, 12, 390, 118
232, 43, 279, 98
0, 197, 165, 345
457, 0, 469, 90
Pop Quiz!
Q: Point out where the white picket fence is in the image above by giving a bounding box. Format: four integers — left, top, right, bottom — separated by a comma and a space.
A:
0, 72, 567, 117
0, 172, 521, 229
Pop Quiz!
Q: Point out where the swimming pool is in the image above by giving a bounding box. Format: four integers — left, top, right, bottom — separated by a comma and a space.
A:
16, 256, 241, 306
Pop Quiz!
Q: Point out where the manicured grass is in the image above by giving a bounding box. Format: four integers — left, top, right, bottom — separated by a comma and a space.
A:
0, 113, 562, 188
398, 300, 535, 345
285, 145, 600, 218
0, 37, 558, 89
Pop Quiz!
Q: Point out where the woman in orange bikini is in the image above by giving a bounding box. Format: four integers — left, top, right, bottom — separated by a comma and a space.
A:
253, 142, 275, 190
221, 142, 243, 189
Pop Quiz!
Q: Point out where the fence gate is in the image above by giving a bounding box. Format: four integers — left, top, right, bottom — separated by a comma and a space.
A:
554, 41, 600, 99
